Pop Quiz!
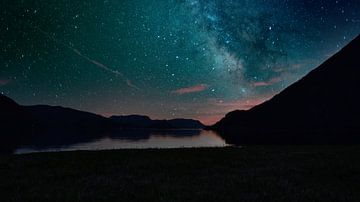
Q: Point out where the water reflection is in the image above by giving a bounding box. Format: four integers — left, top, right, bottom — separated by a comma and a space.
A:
15, 129, 227, 154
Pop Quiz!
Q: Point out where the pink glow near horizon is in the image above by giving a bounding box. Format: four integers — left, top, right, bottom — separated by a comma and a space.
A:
195, 96, 271, 125
97, 96, 272, 126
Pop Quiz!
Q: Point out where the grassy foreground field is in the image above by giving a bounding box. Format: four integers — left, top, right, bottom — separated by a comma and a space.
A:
1, 146, 360, 201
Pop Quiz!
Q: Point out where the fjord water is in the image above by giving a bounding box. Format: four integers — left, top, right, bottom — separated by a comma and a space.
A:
15, 130, 227, 154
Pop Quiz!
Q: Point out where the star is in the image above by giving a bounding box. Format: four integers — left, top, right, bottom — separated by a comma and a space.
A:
1, 0, 359, 125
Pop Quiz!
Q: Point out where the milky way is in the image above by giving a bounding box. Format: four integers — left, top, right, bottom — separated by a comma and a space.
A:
1, 0, 360, 124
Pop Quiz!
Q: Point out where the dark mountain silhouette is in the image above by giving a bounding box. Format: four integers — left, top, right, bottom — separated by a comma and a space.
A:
24, 105, 109, 132
210, 34, 360, 144
0, 95, 35, 152
110, 115, 204, 129
0, 94, 33, 126
167, 119, 204, 129
0, 95, 204, 152
0, 95, 204, 133
110, 115, 153, 128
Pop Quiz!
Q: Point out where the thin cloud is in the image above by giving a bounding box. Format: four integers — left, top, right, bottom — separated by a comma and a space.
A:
0, 79, 11, 86
172, 84, 209, 95
253, 77, 281, 87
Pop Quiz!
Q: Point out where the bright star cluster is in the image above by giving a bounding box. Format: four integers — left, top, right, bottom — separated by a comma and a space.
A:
1, 0, 359, 124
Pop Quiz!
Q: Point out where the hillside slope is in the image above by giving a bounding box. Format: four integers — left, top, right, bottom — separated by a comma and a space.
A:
212, 34, 360, 144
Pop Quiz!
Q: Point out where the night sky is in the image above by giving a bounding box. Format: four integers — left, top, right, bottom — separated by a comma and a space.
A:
1, 0, 359, 124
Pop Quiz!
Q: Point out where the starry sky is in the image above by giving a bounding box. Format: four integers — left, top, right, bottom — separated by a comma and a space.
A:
1, 0, 360, 124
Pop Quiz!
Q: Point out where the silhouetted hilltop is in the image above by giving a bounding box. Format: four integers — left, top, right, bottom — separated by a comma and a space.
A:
0, 94, 31, 124
0, 94, 35, 133
0, 95, 205, 152
110, 115, 204, 129
0, 94, 204, 132
24, 105, 108, 130
211, 34, 360, 144
0, 94, 19, 109
0, 95, 35, 152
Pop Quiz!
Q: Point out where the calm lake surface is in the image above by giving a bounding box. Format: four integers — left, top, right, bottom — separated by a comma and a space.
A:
15, 129, 228, 154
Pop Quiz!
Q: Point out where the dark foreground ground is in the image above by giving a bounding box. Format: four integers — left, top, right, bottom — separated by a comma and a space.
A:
1, 147, 360, 202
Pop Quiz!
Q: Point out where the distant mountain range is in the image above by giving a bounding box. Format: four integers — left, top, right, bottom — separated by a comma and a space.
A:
0, 96, 204, 131
110, 115, 204, 129
0, 95, 204, 152
209, 34, 360, 144
2, 34, 359, 148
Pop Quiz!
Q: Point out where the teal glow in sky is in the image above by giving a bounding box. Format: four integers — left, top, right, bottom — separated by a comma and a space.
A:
1, 0, 360, 124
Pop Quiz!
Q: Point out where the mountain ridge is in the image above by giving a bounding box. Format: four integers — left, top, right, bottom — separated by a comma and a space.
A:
0, 95, 204, 131
0, 95, 204, 152
210, 34, 360, 144
110, 115, 204, 129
